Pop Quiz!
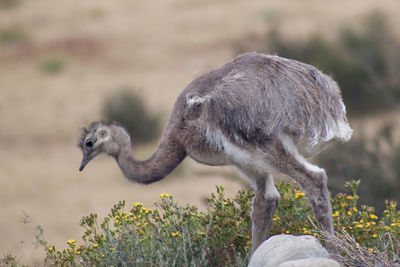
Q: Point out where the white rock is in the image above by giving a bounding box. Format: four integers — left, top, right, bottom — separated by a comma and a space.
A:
278, 258, 341, 267
248, 235, 340, 267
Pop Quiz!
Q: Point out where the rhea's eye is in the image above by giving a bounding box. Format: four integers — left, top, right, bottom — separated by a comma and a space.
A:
85, 140, 93, 148
100, 130, 107, 138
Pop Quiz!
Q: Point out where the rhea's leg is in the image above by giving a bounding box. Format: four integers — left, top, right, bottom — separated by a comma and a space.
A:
250, 174, 280, 254
275, 136, 335, 250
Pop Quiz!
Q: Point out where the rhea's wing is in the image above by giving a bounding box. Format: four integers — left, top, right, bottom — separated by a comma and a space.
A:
204, 55, 348, 147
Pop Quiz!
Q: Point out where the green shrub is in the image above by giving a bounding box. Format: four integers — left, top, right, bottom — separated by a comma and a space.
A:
35, 181, 399, 266
235, 11, 400, 115
39, 57, 65, 74
0, 0, 21, 9
0, 26, 28, 45
317, 123, 400, 213
102, 89, 161, 144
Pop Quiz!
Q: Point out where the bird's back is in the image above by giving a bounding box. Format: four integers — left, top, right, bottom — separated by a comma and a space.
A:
180, 52, 352, 156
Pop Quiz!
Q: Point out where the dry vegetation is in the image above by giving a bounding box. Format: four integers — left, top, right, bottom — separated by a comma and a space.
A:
1, 0, 400, 265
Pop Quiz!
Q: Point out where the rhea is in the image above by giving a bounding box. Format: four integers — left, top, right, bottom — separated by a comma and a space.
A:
79, 52, 352, 254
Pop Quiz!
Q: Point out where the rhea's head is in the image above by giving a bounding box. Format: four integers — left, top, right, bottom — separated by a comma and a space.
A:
78, 121, 129, 171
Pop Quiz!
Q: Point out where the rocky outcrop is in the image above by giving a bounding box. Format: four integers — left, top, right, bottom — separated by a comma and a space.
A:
248, 235, 341, 267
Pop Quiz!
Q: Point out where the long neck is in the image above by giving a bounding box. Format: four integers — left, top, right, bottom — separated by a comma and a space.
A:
115, 126, 187, 185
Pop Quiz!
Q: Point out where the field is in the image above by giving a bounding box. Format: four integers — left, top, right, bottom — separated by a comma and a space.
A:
1, 0, 400, 264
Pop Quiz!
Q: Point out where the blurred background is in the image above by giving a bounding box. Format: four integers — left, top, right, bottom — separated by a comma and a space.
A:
1, 0, 399, 265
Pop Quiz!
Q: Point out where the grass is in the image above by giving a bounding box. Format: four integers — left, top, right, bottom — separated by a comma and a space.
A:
5, 180, 395, 267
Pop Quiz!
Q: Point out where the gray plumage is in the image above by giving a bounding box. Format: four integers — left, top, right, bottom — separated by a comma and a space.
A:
78, 52, 352, 255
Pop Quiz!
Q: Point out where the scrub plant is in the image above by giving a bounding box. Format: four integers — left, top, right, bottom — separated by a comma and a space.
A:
34, 181, 399, 267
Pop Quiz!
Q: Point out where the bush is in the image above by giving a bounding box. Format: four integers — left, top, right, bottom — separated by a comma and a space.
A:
34, 181, 399, 267
39, 57, 65, 74
235, 11, 400, 115
102, 89, 161, 144
0, 0, 21, 9
317, 123, 400, 213
0, 26, 28, 45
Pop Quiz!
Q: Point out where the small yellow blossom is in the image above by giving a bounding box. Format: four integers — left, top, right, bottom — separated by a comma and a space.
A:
371, 234, 377, 238
101, 254, 105, 258
93, 243, 99, 248
332, 211, 339, 217
171, 232, 182, 237
48, 246, 54, 253
368, 248, 376, 252
109, 247, 116, 251
67, 239, 77, 245
355, 224, 363, 229
353, 207, 358, 212
133, 202, 143, 208
370, 214, 378, 220
347, 211, 352, 216
295, 192, 305, 199
159, 193, 170, 199
346, 196, 354, 200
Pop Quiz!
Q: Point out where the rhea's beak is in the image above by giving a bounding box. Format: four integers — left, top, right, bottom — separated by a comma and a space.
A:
79, 153, 90, 172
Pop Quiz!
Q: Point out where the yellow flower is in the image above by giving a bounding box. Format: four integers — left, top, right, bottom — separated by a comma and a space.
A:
370, 214, 378, 220
109, 247, 116, 251
48, 246, 54, 252
67, 239, 77, 247
159, 193, 170, 199
371, 234, 377, 238
341, 203, 348, 207
346, 196, 354, 200
368, 248, 376, 252
347, 211, 352, 216
295, 192, 305, 199
332, 211, 339, 217
133, 202, 143, 208
171, 232, 181, 237
101, 254, 105, 258
353, 207, 358, 212
93, 243, 99, 248
355, 224, 363, 229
